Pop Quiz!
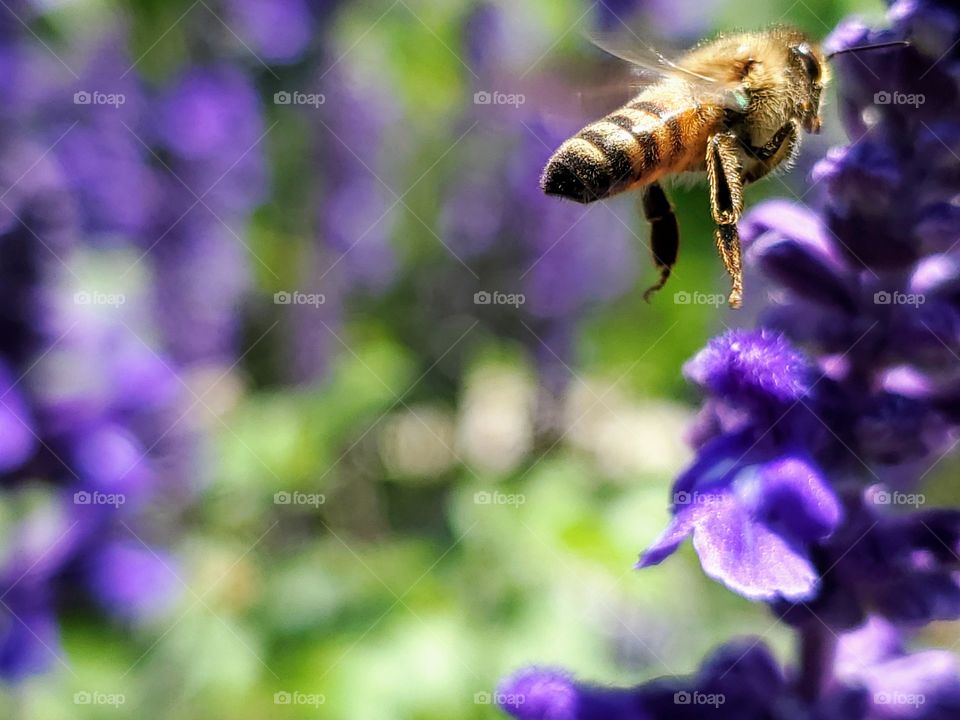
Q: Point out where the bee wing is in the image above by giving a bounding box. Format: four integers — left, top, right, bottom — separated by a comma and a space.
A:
532, 59, 652, 119
584, 29, 744, 109
522, 51, 657, 123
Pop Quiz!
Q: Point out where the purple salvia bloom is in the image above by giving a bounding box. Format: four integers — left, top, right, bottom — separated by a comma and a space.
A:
463, 1, 504, 72
640, 430, 841, 600
639, 329, 840, 600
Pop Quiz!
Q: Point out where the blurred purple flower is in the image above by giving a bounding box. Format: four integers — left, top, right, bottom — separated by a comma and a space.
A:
437, 100, 637, 390
0, 600, 60, 681
225, 0, 315, 64
155, 66, 263, 162
595, 0, 721, 38
284, 63, 401, 383
86, 542, 179, 622
499, 621, 960, 719
149, 65, 266, 366
499, 640, 850, 720
0, 361, 37, 472
0, 15, 220, 681
316, 66, 399, 293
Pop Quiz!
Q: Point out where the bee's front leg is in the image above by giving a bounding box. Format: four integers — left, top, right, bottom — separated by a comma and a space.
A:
706, 132, 745, 308
641, 182, 679, 303
743, 121, 800, 185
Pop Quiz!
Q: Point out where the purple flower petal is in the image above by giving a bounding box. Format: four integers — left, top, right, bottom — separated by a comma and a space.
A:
155, 66, 263, 161
684, 329, 814, 410
86, 542, 179, 622
690, 492, 820, 601
0, 363, 36, 473
0, 605, 60, 681
496, 668, 579, 720
909, 254, 960, 297
637, 508, 697, 568
755, 455, 842, 540
227, 0, 313, 64
72, 424, 152, 497
747, 223, 855, 310
740, 200, 830, 255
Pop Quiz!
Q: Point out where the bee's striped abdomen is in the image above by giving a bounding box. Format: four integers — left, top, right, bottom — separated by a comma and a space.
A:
541, 84, 722, 204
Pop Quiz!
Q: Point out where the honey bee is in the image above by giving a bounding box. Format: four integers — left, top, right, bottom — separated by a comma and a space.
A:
541, 27, 907, 308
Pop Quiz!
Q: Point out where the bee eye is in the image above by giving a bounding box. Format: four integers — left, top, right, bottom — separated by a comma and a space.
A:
794, 43, 821, 82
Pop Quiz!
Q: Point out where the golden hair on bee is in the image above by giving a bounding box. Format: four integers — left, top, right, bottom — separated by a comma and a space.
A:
540, 26, 905, 308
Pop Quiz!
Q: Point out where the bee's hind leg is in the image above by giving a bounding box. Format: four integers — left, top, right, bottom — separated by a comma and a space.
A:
641, 182, 680, 303
706, 132, 745, 308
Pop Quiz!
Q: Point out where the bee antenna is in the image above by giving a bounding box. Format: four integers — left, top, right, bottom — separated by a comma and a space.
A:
826, 40, 910, 60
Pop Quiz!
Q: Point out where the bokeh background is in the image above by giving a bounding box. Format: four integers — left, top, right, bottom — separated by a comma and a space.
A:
0, 0, 920, 718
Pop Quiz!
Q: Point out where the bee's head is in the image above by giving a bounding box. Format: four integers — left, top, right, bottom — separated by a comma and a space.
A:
790, 40, 829, 134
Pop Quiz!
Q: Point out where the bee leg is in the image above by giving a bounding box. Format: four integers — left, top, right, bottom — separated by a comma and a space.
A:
714, 224, 743, 308
743, 122, 799, 185
641, 182, 680, 303
706, 132, 745, 308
